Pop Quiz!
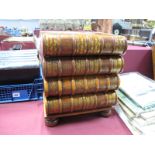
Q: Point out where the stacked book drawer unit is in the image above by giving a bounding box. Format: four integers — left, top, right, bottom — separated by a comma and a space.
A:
41, 31, 127, 126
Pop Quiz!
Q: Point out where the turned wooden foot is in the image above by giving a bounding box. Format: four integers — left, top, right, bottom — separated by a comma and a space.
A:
99, 109, 112, 117
45, 118, 59, 127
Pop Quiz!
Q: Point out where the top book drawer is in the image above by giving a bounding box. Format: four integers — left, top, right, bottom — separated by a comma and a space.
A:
41, 31, 127, 57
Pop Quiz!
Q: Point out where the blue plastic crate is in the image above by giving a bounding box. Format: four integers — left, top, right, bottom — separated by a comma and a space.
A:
0, 77, 43, 103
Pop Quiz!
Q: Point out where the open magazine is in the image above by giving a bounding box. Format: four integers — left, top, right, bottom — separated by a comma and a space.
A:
119, 72, 155, 110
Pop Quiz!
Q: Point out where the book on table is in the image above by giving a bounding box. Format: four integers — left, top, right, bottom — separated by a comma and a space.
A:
117, 90, 155, 119
119, 72, 155, 110
116, 72, 155, 134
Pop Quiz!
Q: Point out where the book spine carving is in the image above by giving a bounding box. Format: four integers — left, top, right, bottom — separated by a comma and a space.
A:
42, 32, 127, 57
44, 92, 117, 115
43, 57, 124, 78
44, 75, 120, 97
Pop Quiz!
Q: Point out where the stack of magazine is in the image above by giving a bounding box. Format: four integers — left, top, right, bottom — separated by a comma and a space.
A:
115, 72, 155, 135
